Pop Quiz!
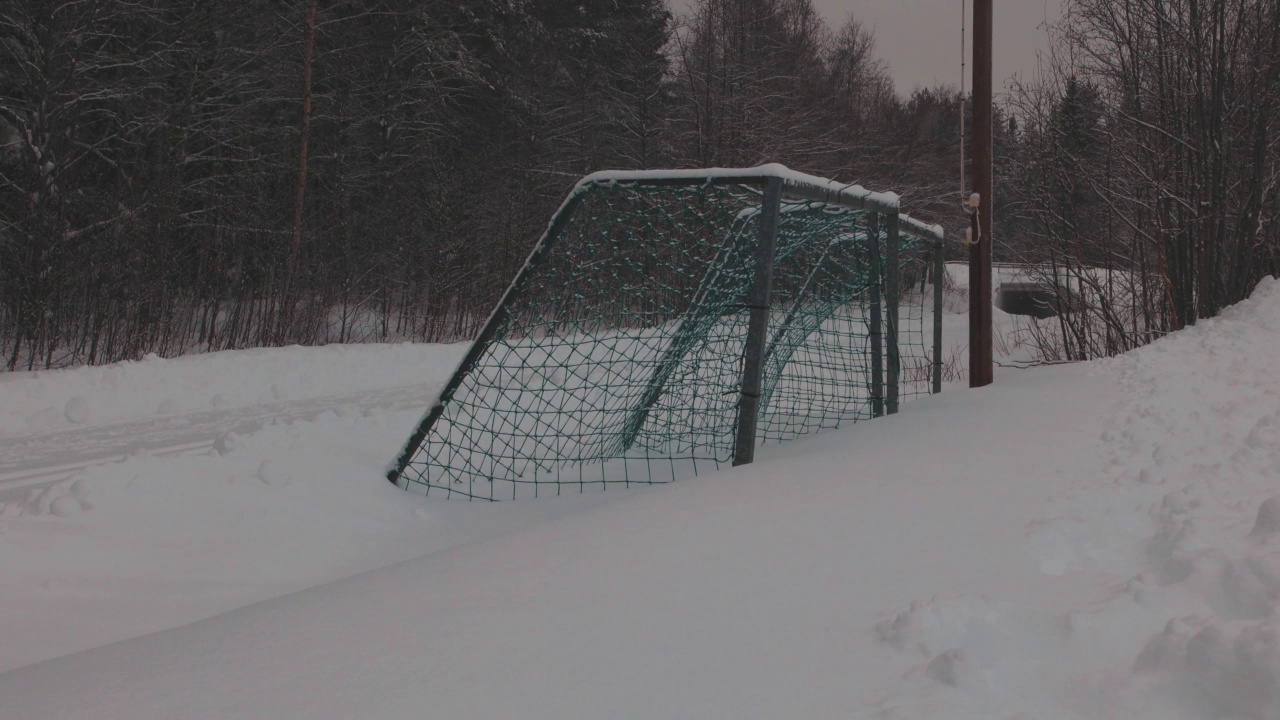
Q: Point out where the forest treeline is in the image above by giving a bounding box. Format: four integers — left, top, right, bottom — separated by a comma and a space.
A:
1, 0, 974, 369
1004, 0, 1280, 360
2, 0, 1279, 370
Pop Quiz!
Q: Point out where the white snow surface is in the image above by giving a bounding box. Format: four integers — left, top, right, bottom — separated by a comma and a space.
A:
0, 342, 468, 438
2, 278, 1280, 718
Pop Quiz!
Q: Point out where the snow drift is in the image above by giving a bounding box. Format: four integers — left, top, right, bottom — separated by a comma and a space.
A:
1, 278, 1279, 719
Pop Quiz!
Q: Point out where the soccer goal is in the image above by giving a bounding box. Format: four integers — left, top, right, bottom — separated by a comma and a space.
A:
388, 165, 945, 500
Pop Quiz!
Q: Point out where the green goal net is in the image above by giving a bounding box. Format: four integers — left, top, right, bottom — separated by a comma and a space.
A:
389, 165, 944, 500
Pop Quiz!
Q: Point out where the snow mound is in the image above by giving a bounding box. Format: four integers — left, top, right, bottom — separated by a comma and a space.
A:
1, 276, 1278, 719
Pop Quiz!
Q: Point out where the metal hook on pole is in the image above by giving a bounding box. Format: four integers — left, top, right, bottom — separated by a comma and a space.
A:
964, 193, 981, 246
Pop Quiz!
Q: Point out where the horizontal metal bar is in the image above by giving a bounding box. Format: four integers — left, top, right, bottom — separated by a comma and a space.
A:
579, 164, 945, 243
776, 180, 899, 215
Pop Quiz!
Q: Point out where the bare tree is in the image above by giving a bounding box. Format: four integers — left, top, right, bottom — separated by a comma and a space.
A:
1005, 0, 1280, 361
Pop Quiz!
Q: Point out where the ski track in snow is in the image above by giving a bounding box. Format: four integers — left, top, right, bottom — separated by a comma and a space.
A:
0, 343, 489, 672
0, 382, 439, 502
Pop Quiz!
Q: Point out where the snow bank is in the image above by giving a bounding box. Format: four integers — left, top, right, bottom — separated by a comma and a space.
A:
0, 399, 634, 672
1, 359, 1113, 719
1, 277, 1278, 719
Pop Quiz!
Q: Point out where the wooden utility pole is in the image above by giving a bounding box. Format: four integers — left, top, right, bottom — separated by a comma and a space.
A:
970, 0, 994, 387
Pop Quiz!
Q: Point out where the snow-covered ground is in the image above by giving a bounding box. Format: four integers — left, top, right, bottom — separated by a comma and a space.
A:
0, 340, 642, 673
2, 278, 1279, 718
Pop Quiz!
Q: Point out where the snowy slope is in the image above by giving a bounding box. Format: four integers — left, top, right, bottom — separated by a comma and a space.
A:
2, 278, 1279, 718
0, 340, 636, 673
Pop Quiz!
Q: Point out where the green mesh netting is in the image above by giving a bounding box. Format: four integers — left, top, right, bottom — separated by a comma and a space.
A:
390, 173, 938, 500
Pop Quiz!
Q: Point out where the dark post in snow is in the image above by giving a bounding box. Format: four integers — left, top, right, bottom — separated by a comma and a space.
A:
733, 176, 783, 467
867, 212, 885, 418
970, 0, 994, 387
933, 235, 944, 394
885, 212, 901, 414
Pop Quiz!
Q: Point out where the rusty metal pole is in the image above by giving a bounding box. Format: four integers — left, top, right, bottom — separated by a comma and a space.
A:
969, 0, 994, 387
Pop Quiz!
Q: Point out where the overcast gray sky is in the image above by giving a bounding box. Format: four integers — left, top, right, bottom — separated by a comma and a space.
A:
672, 0, 1063, 95
835, 0, 1061, 93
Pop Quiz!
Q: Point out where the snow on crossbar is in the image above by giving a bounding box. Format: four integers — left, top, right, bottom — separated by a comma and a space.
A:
388, 165, 945, 500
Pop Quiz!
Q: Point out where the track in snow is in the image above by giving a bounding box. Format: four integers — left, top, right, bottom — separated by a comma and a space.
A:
0, 383, 439, 504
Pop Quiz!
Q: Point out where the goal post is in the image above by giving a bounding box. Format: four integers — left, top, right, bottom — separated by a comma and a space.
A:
387, 165, 945, 500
